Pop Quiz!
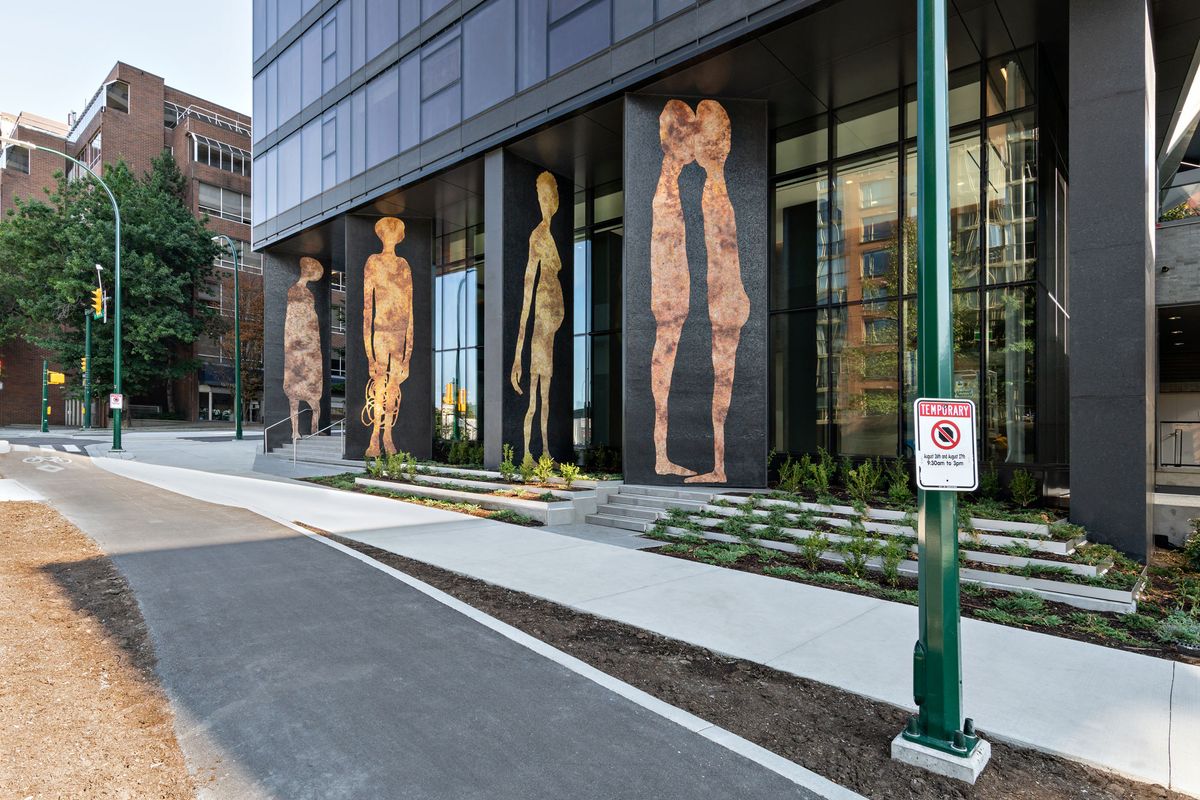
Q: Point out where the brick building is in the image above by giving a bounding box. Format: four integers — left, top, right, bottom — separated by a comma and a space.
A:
0, 62, 259, 425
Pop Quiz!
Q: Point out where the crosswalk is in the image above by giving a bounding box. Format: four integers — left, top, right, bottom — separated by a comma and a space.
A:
10, 443, 84, 454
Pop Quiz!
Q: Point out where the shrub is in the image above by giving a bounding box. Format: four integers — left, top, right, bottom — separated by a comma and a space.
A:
385, 452, 406, 479
720, 513, 753, 540
559, 462, 580, 488
979, 465, 1001, 500
886, 459, 914, 507
519, 452, 536, 483
880, 540, 908, 586
842, 534, 878, 579
777, 455, 804, 494
1155, 611, 1200, 646
1009, 468, 1039, 508
800, 451, 832, 497
533, 453, 557, 483
846, 458, 883, 505
499, 443, 516, 482
447, 440, 483, 466
1184, 518, 1200, 571
799, 533, 829, 570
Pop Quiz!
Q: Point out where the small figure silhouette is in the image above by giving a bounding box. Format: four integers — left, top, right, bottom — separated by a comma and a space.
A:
283, 257, 325, 440
362, 217, 414, 457
511, 171, 565, 458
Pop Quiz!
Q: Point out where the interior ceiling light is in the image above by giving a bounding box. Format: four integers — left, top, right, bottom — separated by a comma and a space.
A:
1169, 315, 1182, 320
1172, 330, 1184, 334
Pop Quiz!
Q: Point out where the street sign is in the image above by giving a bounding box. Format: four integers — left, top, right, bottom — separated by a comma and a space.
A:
109, 393, 124, 410
913, 398, 977, 491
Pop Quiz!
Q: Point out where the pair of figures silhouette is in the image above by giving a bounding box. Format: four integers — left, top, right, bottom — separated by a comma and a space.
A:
650, 98, 749, 484
282, 217, 413, 459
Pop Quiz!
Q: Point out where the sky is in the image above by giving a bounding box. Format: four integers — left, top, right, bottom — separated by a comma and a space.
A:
1, 0, 253, 123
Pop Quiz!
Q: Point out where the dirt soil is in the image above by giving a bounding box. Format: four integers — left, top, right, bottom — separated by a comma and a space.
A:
324, 531, 1183, 800
0, 501, 194, 799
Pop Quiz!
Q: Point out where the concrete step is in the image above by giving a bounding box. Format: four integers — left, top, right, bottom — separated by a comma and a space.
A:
618, 485, 715, 502
595, 503, 662, 521
608, 493, 708, 512
585, 514, 653, 533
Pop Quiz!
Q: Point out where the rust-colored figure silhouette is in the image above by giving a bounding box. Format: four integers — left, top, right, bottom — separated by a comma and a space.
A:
283, 257, 324, 440
362, 217, 414, 457
650, 100, 699, 478
510, 171, 565, 458
685, 99, 749, 484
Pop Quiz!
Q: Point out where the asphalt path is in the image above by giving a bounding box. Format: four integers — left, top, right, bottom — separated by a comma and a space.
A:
3, 451, 822, 800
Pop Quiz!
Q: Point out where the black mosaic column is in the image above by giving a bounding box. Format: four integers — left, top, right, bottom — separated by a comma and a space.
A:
483, 150, 574, 467
623, 94, 768, 487
343, 213, 433, 461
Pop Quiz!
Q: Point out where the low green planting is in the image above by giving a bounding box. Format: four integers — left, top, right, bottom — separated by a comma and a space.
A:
303, 473, 541, 526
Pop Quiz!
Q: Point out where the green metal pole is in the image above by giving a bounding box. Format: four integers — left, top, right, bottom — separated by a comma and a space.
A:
41, 359, 49, 433
902, 0, 977, 757
83, 312, 92, 429
112, 197, 123, 451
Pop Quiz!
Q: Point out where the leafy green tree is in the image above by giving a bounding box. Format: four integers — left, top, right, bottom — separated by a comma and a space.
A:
0, 152, 219, 411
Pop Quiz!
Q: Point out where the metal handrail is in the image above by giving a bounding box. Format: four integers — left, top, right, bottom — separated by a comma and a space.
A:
294, 418, 345, 465
262, 416, 293, 454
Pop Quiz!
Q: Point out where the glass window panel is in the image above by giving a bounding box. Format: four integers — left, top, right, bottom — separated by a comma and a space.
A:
278, 132, 301, 211
614, 0, 652, 39
301, 24, 321, 109
400, 53, 421, 151
904, 130, 983, 290
366, 0, 399, 60
422, 34, 461, 99
985, 112, 1037, 283
984, 285, 1036, 463
254, 0, 267, 58
401, 0, 420, 35
835, 155, 899, 304
573, 334, 589, 446
301, 118, 321, 201
253, 72, 267, 141
656, 0, 690, 19
591, 226, 622, 332
831, 301, 899, 456
265, 147, 278, 218
550, 0, 591, 21
986, 53, 1035, 116
548, 0, 610, 75
253, 154, 267, 221
351, 86, 366, 174
772, 171, 830, 311
198, 182, 222, 212
835, 95, 897, 156
336, 96, 352, 182
422, 84, 461, 140
265, 62, 279, 133
517, 0, 548, 90
463, 0, 516, 118
573, 236, 589, 336
278, 41, 302, 124
423, 0, 454, 19
366, 66, 399, 166
901, 292, 981, 453
770, 309, 829, 455
278, 0, 301, 31
904, 68, 980, 135
775, 117, 827, 175
594, 186, 622, 224
589, 332, 621, 449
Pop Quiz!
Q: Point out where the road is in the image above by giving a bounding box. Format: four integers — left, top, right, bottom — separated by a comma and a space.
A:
0, 449, 830, 800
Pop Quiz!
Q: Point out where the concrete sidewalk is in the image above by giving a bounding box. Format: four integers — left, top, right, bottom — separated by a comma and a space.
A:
2, 450, 851, 800
82, 453, 1200, 797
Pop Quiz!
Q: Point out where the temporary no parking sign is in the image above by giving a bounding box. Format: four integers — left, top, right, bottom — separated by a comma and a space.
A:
913, 398, 978, 491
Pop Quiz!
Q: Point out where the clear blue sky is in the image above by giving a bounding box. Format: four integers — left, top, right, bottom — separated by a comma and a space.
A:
3, 0, 252, 122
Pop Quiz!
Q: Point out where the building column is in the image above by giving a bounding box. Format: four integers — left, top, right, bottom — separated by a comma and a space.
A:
482, 149, 575, 469
1068, 0, 1156, 558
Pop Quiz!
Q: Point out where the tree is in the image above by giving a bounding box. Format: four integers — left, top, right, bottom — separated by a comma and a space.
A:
215, 268, 265, 418
0, 152, 219, 410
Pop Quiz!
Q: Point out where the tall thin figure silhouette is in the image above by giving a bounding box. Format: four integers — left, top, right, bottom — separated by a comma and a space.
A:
284, 257, 325, 440
649, 99, 698, 477
511, 171, 565, 458
362, 217, 414, 457
686, 99, 749, 484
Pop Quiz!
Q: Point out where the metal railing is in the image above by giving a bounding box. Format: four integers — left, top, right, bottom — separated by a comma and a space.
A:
1159, 420, 1200, 468
293, 418, 344, 465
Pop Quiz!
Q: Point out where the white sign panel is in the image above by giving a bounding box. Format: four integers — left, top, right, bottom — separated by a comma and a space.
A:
109, 393, 124, 410
913, 398, 977, 492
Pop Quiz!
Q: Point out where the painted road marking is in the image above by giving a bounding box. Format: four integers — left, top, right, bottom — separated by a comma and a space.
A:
12, 444, 30, 452
39, 445, 54, 452
62, 444, 81, 452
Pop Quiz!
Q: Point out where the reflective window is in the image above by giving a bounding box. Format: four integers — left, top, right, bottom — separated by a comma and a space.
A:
278, 41, 302, 124
985, 286, 1036, 463
904, 131, 984, 290
835, 155, 898, 304
106, 81, 130, 114
830, 301, 899, 457
985, 113, 1038, 283
434, 223, 484, 442
301, 118, 321, 201
987, 52, 1035, 115
198, 182, 253, 224
366, 0, 399, 61
365, 66, 399, 166
836, 95, 896, 157
463, 0, 517, 118
771, 172, 831, 311
301, 24, 321, 110
548, 0, 610, 74
775, 116, 827, 175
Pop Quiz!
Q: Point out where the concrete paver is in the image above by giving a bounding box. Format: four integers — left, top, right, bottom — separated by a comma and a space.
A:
73, 437, 1200, 796
3, 450, 840, 800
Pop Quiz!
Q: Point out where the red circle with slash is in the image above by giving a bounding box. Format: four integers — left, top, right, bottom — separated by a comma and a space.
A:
931, 420, 961, 450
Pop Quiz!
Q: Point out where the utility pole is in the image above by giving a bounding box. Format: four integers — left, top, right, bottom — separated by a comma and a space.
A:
892, 0, 990, 782
41, 360, 49, 433
83, 312, 92, 429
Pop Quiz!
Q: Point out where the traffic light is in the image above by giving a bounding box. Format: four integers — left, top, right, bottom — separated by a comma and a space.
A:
47, 371, 66, 385
80, 357, 88, 372
91, 288, 103, 318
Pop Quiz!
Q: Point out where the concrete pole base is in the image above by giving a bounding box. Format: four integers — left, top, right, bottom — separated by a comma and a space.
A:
891, 733, 991, 784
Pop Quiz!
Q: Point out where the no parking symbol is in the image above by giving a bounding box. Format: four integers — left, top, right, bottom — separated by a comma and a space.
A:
914, 399, 977, 491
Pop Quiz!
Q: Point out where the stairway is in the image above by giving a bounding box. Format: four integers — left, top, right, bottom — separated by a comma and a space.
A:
585, 485, 718, 533
267, 433, 348, 465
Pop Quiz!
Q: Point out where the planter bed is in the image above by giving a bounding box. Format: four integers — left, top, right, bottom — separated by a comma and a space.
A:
716, 493, 1055, 538
416, 463, 622, 491
356, 476, 577, 525
654, 524, 1134, 613
402, 471, 597, 501
700, 503, 1083, 556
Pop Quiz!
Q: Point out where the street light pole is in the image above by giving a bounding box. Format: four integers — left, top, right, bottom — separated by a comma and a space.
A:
212, 235, 243, 440
2, 135, 123, 451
